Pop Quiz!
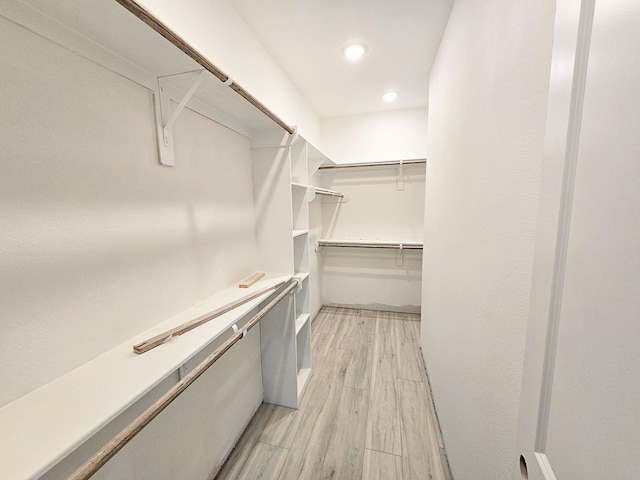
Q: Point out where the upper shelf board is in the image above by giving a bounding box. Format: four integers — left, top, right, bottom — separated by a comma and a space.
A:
7, 0, 289, 137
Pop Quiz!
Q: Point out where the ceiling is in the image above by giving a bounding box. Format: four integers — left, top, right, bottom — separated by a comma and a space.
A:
227, 0, 454, 118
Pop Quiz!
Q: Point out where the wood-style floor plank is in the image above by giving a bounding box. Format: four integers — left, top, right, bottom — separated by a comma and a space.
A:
278, 349, 352, 479
259, 331, 338, 449
398, 379, 446, 480
334, 308, 361, 350
366, 333, 401, 455
217, 306, 452, 480
320, 386, 369, 479
258, 405, 297, 448
313, 307, 340, 335
216, 403, 276, 479
233, 441, 288, 480
344, 313, 375, 390
362, 449, 403, 480
394, 316, 426, 382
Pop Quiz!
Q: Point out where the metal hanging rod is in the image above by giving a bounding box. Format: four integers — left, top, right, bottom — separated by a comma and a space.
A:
68, 279, 298, 480
114, 0, 296, 135
133, 281, 284, 354
318, 159, 426, 170
317, 240, 423, 250
314, 187, 344, 198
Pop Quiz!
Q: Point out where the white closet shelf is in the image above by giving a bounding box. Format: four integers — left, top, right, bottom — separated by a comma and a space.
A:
313, 187, 344, 198
293, 229, 309, 238
0, 272, 292, 480
293, 272, 310, 282
291, 181, 342, 197
297, 367, 312, 398
5, 1, 291, 138
295, 314, 311, 336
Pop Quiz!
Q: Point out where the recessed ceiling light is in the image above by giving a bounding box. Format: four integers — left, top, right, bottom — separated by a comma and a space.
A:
383, 91, 398, 103
344, 44, 366, 61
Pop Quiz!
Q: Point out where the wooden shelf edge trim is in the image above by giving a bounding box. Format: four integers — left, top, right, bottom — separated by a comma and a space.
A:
239, 272, 265, 288
114, 0, 295, 135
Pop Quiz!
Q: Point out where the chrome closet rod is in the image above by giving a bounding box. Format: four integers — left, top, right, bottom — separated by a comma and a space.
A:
314, 187, 344, 198
68, 280, 299, 480
318, 241, 423, 250
318, 159, 426, 170
114, 0, 296, 135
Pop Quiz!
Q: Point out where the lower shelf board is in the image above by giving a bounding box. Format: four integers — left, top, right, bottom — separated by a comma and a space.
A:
0, 272, 293, 480
295, 314, 311, 336
297, 367, 312, 399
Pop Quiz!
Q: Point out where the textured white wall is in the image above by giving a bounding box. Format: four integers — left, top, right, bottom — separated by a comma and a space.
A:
320, 165, 425, 311
317, 109, 427, 312
320, 108, 428, 163
421, 1, 555, 479
1, 16, 262, 478
0, 19, 258, 406
139, 0, 321, 145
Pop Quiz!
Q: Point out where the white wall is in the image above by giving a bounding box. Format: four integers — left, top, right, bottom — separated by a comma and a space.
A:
315, 108, 427, 312
319, 164, 425, 312
138, 0, 321, 145
421, 1, 555, 479
320, 108, 428, 163
0, 14, 263, 478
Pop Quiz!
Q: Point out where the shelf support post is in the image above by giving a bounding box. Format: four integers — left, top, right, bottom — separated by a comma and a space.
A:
154, 70, 207, 166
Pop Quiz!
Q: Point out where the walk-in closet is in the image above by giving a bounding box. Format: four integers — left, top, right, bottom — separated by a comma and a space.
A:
2, 1, 639, 479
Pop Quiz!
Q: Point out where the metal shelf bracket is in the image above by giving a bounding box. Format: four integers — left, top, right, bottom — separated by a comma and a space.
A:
396, 243, 404, 266
397, 159, 405, 190
154, 70, 207, 166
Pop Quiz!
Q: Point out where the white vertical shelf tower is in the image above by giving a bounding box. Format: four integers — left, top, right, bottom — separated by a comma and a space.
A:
252, 133, 332, 408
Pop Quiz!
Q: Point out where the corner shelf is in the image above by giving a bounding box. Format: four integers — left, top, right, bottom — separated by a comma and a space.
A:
293, 235, 310, 275
295, 313, 311, 336
292, 186, 310, 231
251, 135, 326, 409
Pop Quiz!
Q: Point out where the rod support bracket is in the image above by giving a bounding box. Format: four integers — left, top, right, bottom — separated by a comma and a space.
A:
231, 323, 246, 339
396, 243, 404, 266
397, 159, 405, 190
154, 70, 207, 167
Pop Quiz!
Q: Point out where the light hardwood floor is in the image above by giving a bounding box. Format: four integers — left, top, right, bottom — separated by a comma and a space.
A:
216, 307, 452, 480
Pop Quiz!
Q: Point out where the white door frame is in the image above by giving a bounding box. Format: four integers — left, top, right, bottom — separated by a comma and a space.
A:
516, 0, 597, 478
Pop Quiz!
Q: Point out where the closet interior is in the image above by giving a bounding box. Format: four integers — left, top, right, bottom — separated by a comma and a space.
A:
0, 2, 425, 479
